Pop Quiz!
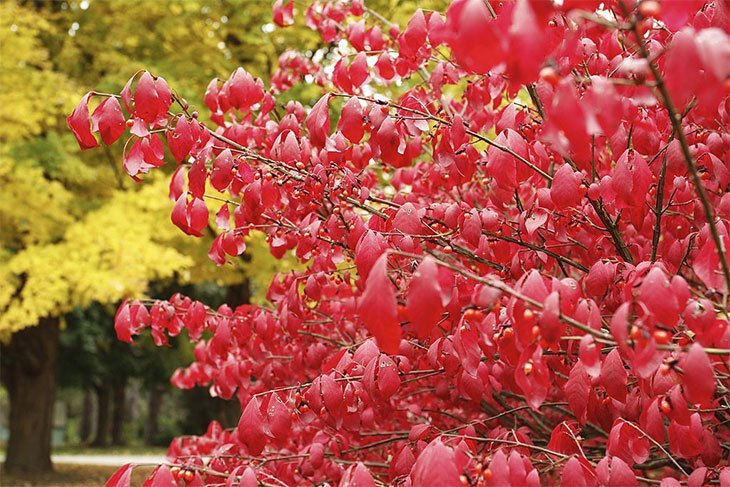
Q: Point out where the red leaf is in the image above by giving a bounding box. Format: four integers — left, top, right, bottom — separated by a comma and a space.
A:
359, 255, 400, 354
211, 149, 235, 192
227, 68, 264, 111
188, 197, 209, 236
237, 397, 267, 455
682, 343, 715, 404
149, 465, 175, 487
171, 195, 209, 237
639, 267, 680, 326
578, 335, 601, 378
460, 210, 482, 246
272, 130, 300, 165
694, 233, 729, 293
349, 52, 369, 89
114, 302, 134, 343
169, 166, 186, 202
392, 202, 425, 235
67, 92, 99, 150
264, 394, 291, 440
607, 420, 650, 465
134, 71, 171, 124
402, 9, 428, 53
515, 346, 551, 410
272, 0, 294, 27
564, 361, 591, 422
354, 230, 386, 281
222, 231, 246, 257
305, 94, 330, 147
410, 439, 460, 486
91, 97, 125, 145
216, 204, 230, 231
374, 53, 396, 80
506, 0, 550, 85
208, 234, 226, 266
446, 0, 503, 74
584, 261, 616, 298
551, 164, 582, 208
665, 30, 702, 109
340, 462, 376, 487
600, 349, 627, 403
609, 456, 637, 487
167, 117, 194, 163
188, 158, 207, 199
236, 467, 258, 487
339, 97, 365, 143
562, 457, 587, 487
537, 291, 562, 344
407, 257, 444, 339
105, 463, 134, 487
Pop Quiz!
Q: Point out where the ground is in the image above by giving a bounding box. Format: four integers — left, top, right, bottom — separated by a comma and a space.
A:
0, 448, 165, 486
1, 464, 156, 486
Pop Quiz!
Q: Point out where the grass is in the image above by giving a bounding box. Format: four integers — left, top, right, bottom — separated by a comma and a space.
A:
1, 464, 156, 486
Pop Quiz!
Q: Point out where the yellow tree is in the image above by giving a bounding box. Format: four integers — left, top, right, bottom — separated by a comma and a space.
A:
0, 0, 320, 472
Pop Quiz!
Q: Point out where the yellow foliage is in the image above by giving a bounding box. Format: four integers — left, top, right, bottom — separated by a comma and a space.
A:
0, 0, 329, 339
0, 179, 189, 340
0, 2, 75, 141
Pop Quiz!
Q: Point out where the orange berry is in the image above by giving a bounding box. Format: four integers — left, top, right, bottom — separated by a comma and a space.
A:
653, 329, 670, 344
638, 0, 661, 18
523, 362, 534, 375
539, 66, 560, 87
523, 309, 535, 321
629, 325, 641, 340
183, 470, 194, 482
660, 398, 671, 414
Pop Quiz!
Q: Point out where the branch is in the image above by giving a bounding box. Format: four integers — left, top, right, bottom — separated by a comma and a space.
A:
622, 4, 730, 297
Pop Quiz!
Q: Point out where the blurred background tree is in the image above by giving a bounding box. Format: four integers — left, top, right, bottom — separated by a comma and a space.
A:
0, 0, 319, 473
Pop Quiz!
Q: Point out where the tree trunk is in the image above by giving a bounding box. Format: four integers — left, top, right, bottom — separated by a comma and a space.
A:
225, 279, 251, 308
145, 384, 164, 445
79, 388, 93, 443
110, 381, 126, 446
0, 317, 59, 473
91, 384, 111, 447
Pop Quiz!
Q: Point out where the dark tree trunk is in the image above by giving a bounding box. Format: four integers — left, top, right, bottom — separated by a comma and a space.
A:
110, 381, 126, 446
145, 384, 164, 445
91, 384, 111, 447
225, 279, 251, 308
0, 317, 59, 473
79, 388, 93, 443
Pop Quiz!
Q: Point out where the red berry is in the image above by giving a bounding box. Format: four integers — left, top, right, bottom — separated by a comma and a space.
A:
653, 329, 670, 344
638, 0, 661, 18
539, 66, 560, 87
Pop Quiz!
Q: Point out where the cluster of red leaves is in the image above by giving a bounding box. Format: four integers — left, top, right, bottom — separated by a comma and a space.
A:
67, 0, 730, 486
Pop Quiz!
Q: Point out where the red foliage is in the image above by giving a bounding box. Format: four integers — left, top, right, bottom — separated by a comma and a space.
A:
75, 0, 730, 485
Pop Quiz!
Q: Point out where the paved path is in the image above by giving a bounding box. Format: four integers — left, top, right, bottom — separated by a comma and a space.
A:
51, 454, 167, 467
